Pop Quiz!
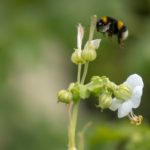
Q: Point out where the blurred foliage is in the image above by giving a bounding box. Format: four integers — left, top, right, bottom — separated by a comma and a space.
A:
88, 122, 150, 150
0, 0, 150, 150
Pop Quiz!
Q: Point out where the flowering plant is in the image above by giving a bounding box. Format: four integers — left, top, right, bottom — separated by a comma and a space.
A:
57, 15, 144, 150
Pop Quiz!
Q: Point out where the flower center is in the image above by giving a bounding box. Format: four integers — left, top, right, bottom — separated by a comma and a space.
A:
128, 111, 143, 125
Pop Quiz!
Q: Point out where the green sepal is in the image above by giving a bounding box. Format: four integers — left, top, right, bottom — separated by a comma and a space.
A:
79, 84, 90, 99
91, 76, 103, 83
87, 76, 104, 97
87, 83, 103, 97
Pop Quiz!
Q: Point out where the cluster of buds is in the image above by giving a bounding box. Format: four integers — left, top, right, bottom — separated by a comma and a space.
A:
71, 24, 101, 64
58, 74, 144, 125
58, 82, 90, 104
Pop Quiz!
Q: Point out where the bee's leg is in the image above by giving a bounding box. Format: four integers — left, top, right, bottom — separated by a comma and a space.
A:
118, 34, 124, 48
107, 31, 113, 42
108, 31, 113, 37
118, 38, 124, 48
119, 43, 124, 48
103, 32, 107, 37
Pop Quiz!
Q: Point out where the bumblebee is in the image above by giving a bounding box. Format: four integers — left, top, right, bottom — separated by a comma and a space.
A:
96, 16, 129, 46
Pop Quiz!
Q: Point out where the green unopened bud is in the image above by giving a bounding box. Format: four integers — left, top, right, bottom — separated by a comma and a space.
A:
91, 76, 102, 82
106, 81, 117, 92
82, 49, 97, 62
101, 76, 110, 83
87, 76, 107, 96
68, 82, 76, 91
57, 90, 72, 104
71, 49, 85, 64
97, 93, 112, 109
70, 83, 80, 102
114, 84, 132, 100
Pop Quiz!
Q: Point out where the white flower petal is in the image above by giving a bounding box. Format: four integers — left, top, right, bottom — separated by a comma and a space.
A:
109, 98, 122, 111
131, 86, 143, 108
77, 24, 84, 49
90, 39, 101, 49
124, 74, 144, 89
118, 101, 133, 118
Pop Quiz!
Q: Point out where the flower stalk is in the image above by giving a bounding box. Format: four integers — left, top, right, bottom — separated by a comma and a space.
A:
68, 15, 97, 150
57, 15, 144, 150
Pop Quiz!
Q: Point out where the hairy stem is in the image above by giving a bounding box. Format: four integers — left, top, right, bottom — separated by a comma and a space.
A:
68, 103, 79, 150
89, 15, 97, 41
81, 15, 97, 84
81, 62, 89, 84
77, 64, 82, 83
78, 122, 92, 150
68, 15, 97, 150
68, 63, 81, 150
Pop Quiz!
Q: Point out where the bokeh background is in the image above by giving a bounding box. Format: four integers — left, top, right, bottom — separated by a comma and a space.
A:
0, 0, 150, 150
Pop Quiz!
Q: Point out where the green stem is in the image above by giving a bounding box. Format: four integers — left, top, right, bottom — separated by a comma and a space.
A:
81, 62, 89, 84
80, 15, 96, 85
77, 64, 82, 83
78, 122, 92, 150
68, 15, 97, 150
68, 103, 79, 150
88, 15, 97, 41
68, 63, 81, 150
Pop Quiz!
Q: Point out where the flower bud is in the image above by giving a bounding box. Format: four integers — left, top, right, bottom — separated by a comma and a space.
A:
114, 84, 132, 101
82, 49, 97, 62
70, 83, 80, 102
106, 81, 117, 92
97, 93, 112, 109
81, 39, 100, 62
87, 82, 103, 97
87, 76, 105, 96
71, 49, 85, 64
101, 76, 110, 83
91, 76, 102, 82
57, 90, 72, 104
68, 82, 76, 91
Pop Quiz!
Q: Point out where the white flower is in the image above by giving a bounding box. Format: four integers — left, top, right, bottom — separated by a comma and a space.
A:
109, 74, 144, 125
84, 39, 101, 50
71, 24, 85, 64
89, 39, 101, 49
82, 39, 101, 62
72, 23, 101, 63
77, 24, 84, 50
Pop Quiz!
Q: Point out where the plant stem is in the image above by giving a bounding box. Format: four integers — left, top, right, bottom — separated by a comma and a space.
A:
77, 64, 82, 83
68, 15, 97, 150
81, 15, 97, 85
88, 15, 97, 41
78, 122, 92, 150
81, 62, 89, 84
68, 63, 82, 150
68, 103, 79, 150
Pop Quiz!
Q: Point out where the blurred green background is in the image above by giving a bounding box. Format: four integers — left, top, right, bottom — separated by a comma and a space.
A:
0, 0, 150, 150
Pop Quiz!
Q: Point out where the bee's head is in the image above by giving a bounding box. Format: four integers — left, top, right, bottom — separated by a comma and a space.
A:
96, 16, 110, 33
